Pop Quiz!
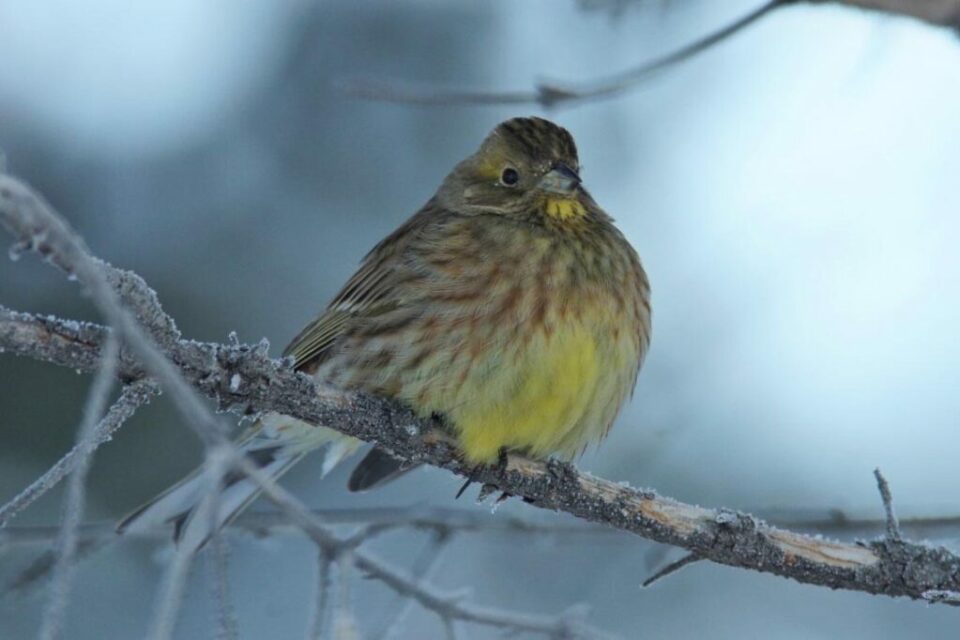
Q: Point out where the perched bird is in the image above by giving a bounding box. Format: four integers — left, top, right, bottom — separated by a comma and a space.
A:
118, 117, 651, 550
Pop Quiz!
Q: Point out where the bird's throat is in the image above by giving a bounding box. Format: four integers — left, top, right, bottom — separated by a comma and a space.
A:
543, 197, 587, 220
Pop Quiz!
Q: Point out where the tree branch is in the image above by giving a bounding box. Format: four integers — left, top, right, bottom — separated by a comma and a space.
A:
344, 0, 788, 109
820, 0, 960, 25
3, 172, 960, 609
345, 0, 960, 110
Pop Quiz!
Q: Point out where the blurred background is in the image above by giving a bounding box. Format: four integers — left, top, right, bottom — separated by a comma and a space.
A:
2, 0, 960, 638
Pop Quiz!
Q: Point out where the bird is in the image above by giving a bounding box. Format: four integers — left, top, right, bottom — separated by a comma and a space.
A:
117, 116, 651, 551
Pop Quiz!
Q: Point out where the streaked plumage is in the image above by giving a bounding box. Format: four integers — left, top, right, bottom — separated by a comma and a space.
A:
118, 117, 651, 549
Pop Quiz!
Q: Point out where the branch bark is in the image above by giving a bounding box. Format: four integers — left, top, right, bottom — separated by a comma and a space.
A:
3, 173, 960, 607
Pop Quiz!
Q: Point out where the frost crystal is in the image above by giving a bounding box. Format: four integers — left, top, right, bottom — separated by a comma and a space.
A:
715, 511, 736, 525
8, 240, 26, 261
229, 374, 242, 393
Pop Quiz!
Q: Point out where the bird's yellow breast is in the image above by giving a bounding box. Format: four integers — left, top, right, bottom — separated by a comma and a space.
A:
440, 310, 632, 464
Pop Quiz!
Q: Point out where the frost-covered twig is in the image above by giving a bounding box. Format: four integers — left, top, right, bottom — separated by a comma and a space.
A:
146, 448, 231, 640
208, 527, 238, 640
372, 529, 453, 640
874, 468, 902, 542
0, 173, 228, 446
0, 379, 157, 528
332, 555, 358, 640
38, 336, 120, 640
223, 451, 618, 639
306, 549, 334, 640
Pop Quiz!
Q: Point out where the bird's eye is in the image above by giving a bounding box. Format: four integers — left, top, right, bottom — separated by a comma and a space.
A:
500, 167, 519, 186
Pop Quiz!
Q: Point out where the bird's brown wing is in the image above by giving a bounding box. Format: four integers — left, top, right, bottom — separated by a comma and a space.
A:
281, 201, 440, 372
282, 201, 454, 491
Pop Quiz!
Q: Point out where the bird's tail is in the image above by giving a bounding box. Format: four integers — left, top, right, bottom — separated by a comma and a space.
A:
116, 413, 360, 553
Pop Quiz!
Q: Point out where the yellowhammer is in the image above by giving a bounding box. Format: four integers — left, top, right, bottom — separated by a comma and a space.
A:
119, 117, 652, 550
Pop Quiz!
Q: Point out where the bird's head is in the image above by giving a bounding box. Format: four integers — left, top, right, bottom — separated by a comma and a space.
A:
440, 117, 590, 222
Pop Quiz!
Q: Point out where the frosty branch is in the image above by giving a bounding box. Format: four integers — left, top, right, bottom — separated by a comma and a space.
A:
3, 172, 960, 616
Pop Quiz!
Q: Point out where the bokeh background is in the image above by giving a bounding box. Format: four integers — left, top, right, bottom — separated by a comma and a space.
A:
3, 1, 960, 638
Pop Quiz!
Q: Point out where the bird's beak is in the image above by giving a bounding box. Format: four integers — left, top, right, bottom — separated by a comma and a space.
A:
539, 162, 581, 196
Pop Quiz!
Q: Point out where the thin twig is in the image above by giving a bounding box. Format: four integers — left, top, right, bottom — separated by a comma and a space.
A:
231, 453, 618, 639
344, 0, 789, 109
333, 555, 359, 640
3, 538, 106, 596
346, 0, 960, 110
145, 531, 197, 640
0, 378, 158, 528
373, 530, 454, 640
209, 533, 238, 640
146, 449, 230, 640
441, 616, 462, 640
38, 336, 119, 640
306, 549, 334, 640
642, 552, 702, 588
0, 173, 229, 448
0, 508, 606, 551
206, 439, 239, 640
874, 468, 902, 542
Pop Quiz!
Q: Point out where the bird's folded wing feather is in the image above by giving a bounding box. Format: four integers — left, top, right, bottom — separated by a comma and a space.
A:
282, 203, 444, 371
